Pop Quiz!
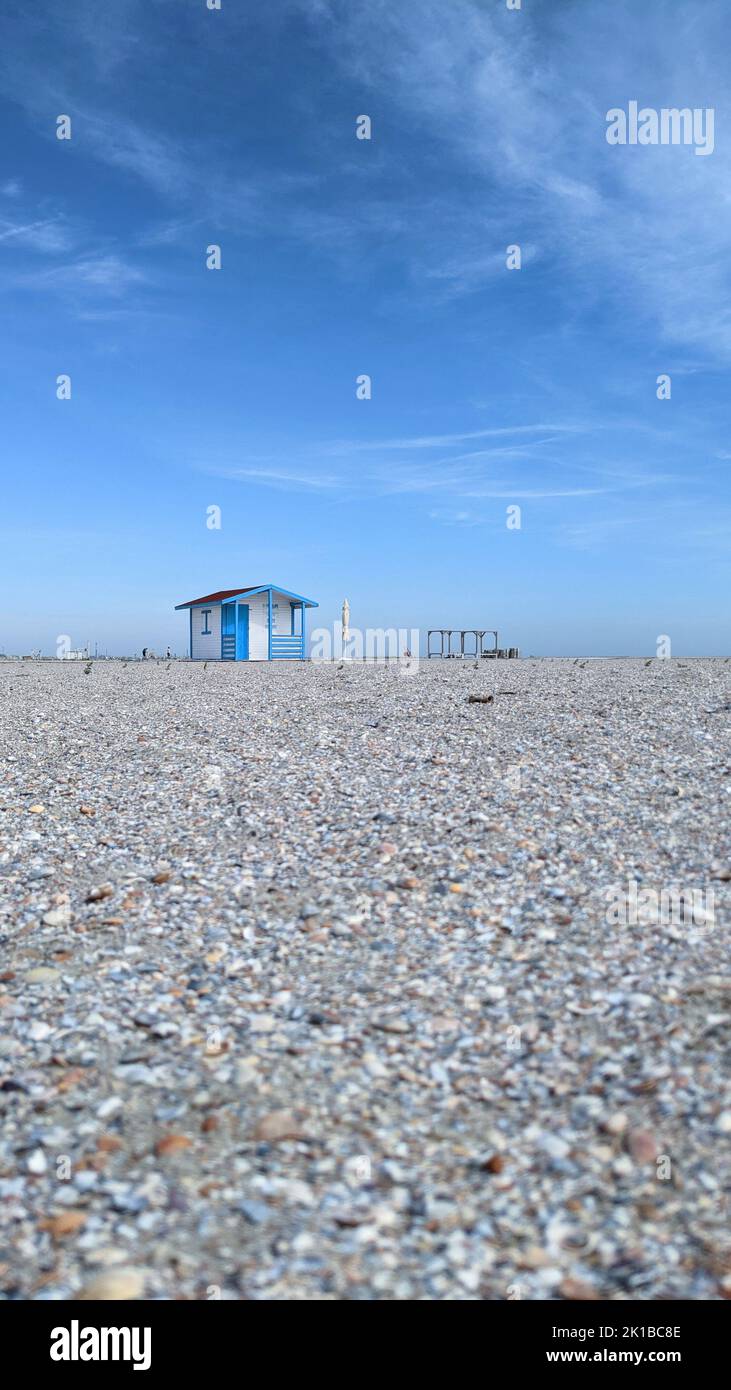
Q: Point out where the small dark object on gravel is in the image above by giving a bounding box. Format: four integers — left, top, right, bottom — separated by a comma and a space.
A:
467, 694, 494, 704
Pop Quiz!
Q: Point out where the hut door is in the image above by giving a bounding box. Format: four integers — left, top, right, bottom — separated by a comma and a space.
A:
221, 603, 236, 659
236, 605, 249, 660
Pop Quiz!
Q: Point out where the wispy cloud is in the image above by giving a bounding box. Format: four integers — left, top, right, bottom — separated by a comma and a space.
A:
0, 179, 155, 308
0, 215, 75, 253
429, 508, 483, 527
460, 485, 610, 500
190, 419, 674, 514
325, 424, 583, 454
555, 517, 639, 551
14, 253, 149, 299
207, 466, 343, 491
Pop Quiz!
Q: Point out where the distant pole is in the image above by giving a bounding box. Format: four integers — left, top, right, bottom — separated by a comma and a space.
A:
342, 598, 350, 660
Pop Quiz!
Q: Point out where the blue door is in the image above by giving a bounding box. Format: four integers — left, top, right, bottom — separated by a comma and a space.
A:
221, 603, 236, 660
236, 605, 249, 660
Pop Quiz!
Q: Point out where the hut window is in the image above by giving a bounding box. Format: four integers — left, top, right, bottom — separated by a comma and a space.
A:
201, 609, 212, 635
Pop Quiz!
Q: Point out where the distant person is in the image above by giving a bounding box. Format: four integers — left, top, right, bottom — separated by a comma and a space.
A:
142, 647, 148, 660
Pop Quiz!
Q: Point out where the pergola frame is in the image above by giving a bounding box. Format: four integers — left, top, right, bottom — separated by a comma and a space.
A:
427, 629, 499, 658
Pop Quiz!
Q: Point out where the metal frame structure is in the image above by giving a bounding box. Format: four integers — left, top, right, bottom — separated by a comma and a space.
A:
427, 629, 500, 658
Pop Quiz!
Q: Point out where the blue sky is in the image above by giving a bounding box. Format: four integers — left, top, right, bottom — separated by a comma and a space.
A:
1, 0, 729, 656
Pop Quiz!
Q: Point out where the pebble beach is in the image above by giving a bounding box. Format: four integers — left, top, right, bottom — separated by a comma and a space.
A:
1, 656, 729, 1301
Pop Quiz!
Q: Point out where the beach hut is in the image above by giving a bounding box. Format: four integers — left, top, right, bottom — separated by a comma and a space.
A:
175, 584, 318, 661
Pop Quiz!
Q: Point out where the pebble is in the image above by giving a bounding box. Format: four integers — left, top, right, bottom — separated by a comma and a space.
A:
42, 906, 72, 928
82, 1246, 131, 1268
28, 1021, 52, 1042
253, 1111, 304, 1143
627, 1130, 658, 1164
560, 1277, 599, 1301
41, 1211, 87, 1238
627, 993, 654, 1011
87, 884, 114, 902
79, 1268, 146, 1300
97, 1096, 124, 1119
239, 1199, 271, 1225
363, 1053, 390, 1079
155, 1134, 192, 1157
602, 1112, 629, 1135
539, 1135, 571, 1160
248, 1014, 276, 1033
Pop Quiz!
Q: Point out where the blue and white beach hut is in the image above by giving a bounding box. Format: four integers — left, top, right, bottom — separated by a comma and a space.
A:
175, 584, 318, 661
